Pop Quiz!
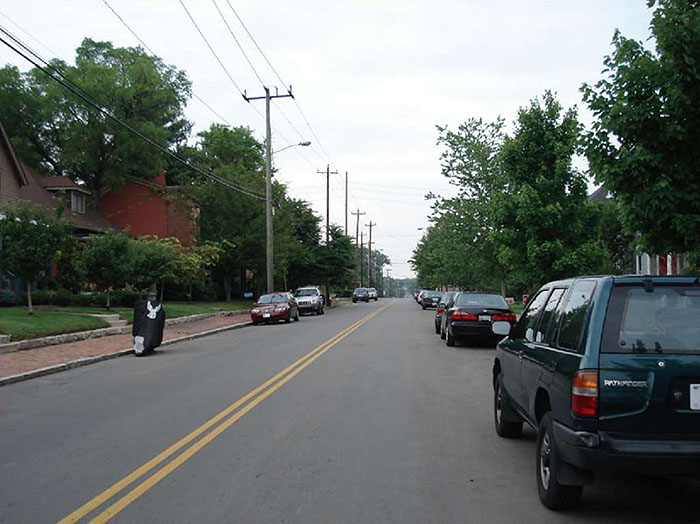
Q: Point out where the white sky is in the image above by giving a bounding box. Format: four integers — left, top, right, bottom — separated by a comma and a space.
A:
0, 1, 652, 278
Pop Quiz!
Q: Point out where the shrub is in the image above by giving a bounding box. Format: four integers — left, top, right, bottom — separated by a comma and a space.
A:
0, 289, 17, 307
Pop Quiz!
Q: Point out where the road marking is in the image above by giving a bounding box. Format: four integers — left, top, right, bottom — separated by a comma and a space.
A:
57, 302, 392, 524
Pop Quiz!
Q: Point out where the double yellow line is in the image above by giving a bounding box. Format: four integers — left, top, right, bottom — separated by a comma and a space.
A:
58, 302, 391, 524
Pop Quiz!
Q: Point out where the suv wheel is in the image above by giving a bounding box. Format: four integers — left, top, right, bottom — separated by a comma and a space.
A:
494, 375, 522, 438
536, 413, 583, 510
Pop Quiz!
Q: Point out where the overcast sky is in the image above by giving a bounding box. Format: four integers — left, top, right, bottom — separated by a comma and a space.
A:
0, 1, 653, 278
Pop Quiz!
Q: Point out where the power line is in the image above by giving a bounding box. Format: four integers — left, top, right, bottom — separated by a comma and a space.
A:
224, 2, 341, 171
0, 27, 266, 201
101, 0, 233, 126
177, 0, 245, 98
210, 0, 265, 87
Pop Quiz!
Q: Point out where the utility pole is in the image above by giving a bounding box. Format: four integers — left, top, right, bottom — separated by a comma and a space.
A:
359, 230, 364, 287
243, 86, 294, 293
317, 164, 338, 244
351, 208, 365, 288
317, 164, 338, 305
344, 171, 348, 236
365, 221, 376, 287
386, 268, 392, 297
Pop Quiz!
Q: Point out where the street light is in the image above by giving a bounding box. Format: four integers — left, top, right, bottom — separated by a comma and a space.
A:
265, 140, 311, 293
274, 141, 311, 154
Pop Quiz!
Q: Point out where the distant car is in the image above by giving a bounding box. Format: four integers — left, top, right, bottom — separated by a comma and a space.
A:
250, 292, 300, 324
367, 287, 379, 301
443, 292, 515, 346
416, 289, 430, 303
421, 290, 443, 310
294, 286, 325, 315
434, 291, 458, 334
352, 288, 370, 303
493, 275, 700, 510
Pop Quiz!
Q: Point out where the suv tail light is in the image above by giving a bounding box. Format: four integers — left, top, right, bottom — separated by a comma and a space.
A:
492, 313, 517, 322
572, 370, 598, 417
451, 311, 478, 321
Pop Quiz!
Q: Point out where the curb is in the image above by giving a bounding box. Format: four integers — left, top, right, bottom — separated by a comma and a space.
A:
0, 309, 250, 354
0, 320, 252, 387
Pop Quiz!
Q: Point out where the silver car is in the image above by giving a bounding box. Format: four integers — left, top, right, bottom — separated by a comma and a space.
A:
294, 286, 325, 315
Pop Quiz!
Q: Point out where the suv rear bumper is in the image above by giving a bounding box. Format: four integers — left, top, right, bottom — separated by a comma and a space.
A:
553, 421, 700, 476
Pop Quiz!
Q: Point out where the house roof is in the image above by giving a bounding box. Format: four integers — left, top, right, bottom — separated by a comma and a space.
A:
0, 120, 29, 186
18, 163, 113, 233
588, 184, 611, 203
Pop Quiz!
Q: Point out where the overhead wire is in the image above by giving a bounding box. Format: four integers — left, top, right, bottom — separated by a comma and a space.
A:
101, 0, 233, 126
0, 26, 266, 201
224, 2, 344, 174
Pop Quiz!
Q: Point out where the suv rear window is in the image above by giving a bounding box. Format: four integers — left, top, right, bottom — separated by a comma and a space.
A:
603, 285, 700, 354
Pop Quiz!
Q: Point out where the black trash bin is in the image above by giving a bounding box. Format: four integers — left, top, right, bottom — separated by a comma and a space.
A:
132, 299, 166, 356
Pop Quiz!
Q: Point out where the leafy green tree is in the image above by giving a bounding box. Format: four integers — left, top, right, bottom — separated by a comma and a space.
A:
55, 236, 86, 293
77, 230, 132, 309
581, 0, 700, 257
316, 225, 355, 297
495, 92, 607, 290
127, 236, 180, 299
0, 202, 66, 314
0, 38, 192, 210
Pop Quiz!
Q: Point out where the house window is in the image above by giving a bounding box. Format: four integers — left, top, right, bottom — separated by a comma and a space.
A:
71, 192, 85, 214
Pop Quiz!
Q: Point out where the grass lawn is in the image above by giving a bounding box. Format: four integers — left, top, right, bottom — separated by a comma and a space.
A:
41, 301, 253, 323
510, 302, 525, 315
0, 308, 109, 341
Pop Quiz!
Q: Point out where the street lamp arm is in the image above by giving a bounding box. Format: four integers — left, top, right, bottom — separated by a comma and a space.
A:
274, 141, 311, 154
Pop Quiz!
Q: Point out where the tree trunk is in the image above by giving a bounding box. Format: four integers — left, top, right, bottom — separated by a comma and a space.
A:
223, 275, 232, 302
27, 281, 33, 315
106, 288, 111, 310
188, 282, 193, 301
159, 282, 164, 303
500, 276, 506, 298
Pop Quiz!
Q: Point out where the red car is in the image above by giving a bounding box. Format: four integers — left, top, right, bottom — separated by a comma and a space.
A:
250, 292, 300, 324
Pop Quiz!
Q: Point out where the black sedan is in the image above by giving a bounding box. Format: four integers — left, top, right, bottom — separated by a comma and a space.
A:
443, 292, 516, 346
421, 290, 443, 309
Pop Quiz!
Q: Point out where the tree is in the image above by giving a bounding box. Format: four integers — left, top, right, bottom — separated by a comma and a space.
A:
581, 1, 700, 256
0, 38, 192, 210
316, 225, 355, 294
127, 236, 179, 298
495, 92, 607, 290
77, 230, 132, 309
177, 241, 222, 301
0, 202, 66, 314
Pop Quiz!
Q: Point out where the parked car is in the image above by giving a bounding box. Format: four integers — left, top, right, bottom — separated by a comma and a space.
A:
421, 290, 443, 310
443, 292, 515, 346
250, 292, 300, 324
352, 288, 370, 303
367, 287, 379, 301
440, 292, 459, 339
416, 289, 430, 303
435, 291, 458, 334
294, 286, 325, 315
491, 275, 700, 510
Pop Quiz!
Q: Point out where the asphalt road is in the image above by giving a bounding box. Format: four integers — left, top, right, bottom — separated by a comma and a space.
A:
1, 299, 699, 524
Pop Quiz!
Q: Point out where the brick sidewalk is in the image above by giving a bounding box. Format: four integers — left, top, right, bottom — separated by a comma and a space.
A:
0, 313, 250, 379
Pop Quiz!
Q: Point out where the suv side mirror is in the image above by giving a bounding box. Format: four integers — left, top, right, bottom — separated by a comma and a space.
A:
492, 321, 511, 337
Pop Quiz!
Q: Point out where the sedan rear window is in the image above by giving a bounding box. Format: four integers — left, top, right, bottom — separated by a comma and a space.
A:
603, 285, 700, 354
455, 293, 508, 308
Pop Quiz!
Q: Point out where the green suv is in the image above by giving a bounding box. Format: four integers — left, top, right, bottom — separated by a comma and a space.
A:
491, 275, 700, 510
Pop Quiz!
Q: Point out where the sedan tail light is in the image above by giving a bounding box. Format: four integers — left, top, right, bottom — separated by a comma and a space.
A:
437, 306, 445, 313
492, 313, 517, 322
572, 370, 598, 417
451, 311, 478, 321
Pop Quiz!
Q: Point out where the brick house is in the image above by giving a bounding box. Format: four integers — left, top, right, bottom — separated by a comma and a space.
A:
100, 173, 198, 247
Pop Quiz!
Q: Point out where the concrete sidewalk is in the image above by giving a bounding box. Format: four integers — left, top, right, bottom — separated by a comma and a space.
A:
0, 312, 251, 385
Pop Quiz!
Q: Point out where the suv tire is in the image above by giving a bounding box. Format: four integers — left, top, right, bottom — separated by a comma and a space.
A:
536, 413, 583, 510
494, 375, 523, 438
